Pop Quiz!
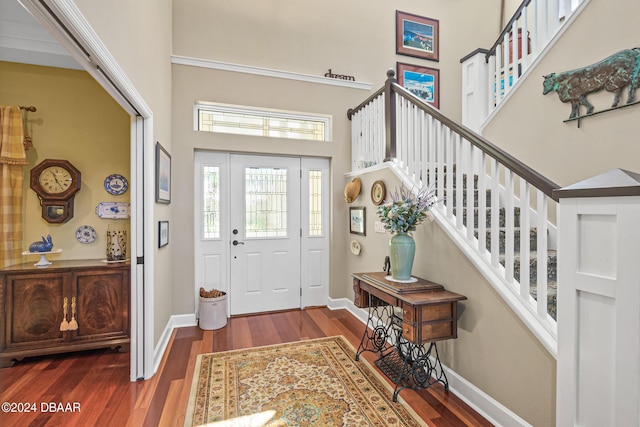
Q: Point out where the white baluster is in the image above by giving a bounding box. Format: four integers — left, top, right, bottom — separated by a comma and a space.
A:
445, 128, 454, 219
490, 159, 500, 268
477, 151, 487, 256
520, 177, 531, 300
466, 141, 475, 242
505, 170, 515, 283
536, 191, 549, 318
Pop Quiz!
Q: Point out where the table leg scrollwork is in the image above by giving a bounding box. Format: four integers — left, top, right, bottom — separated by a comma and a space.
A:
355, 297, 449, 401
355, 302, 400, 361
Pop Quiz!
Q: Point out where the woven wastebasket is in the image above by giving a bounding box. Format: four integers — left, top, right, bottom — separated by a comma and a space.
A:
198, 289, 227, 330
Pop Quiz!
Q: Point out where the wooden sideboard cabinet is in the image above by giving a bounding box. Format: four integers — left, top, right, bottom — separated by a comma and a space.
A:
0, 259, 130, 367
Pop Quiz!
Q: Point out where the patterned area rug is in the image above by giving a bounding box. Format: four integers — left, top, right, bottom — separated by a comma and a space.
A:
184, 336, 429, 426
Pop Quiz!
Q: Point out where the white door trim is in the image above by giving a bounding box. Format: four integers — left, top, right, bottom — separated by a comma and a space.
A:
19, 0, 154, 380
194, 152, 330, 317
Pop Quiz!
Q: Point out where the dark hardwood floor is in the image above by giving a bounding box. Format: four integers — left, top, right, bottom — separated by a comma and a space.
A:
0, 307, 493, 426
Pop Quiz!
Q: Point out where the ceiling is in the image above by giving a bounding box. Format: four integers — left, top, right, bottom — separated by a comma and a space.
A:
0, 0, 81, 69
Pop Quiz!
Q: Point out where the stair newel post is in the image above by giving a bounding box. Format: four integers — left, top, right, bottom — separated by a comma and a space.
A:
460, 49, 490, 133
554, 169, 640, 427
384, 68, 397, 162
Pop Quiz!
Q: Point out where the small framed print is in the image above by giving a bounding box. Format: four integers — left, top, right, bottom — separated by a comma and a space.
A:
350, 207, 366, 236
396, 11, 439, 61
397, 62, 440, 108
156, 142, 171, 204
159, 221, 169, 248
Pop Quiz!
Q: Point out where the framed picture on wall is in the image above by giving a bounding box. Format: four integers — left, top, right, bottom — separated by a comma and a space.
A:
350, 207, 366, 236
396, 11, 439, 61
156, 141, 171, 204
159, 221, 169, 248
397, 62, 440, 109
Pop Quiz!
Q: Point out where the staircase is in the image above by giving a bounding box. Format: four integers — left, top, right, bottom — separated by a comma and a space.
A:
349, 70, 560, 356
346, 0, 594, 356
462, 0, 588, 131
449, 172, 557, 320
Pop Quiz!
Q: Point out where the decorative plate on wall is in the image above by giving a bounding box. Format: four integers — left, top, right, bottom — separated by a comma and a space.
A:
350, 240, 362, 255
371, 180, 386, 205
75, 225, 97, 244
104, 174, 128, 195
96, 202, 131, 219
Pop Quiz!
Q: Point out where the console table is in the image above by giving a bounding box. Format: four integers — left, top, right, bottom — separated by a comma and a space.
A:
352, 272, 466, 401
0, 259, 130, 367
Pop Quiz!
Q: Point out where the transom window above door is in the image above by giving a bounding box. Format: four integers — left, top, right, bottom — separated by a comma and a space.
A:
194, 102, 331, 142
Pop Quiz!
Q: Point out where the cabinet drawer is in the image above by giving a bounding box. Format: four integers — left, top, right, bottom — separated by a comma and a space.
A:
401, 302, 454, 323
402, 320, 454, 343
355, 280, 398, 307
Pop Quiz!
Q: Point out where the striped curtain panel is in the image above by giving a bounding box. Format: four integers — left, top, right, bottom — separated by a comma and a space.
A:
0, 106, 28, 268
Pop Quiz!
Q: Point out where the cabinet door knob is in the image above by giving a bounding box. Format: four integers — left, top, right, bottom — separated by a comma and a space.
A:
60, 297, 69, 331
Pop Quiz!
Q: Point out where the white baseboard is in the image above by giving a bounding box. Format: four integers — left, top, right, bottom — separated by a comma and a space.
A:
153, 313, 197, 374
328, 297, 530, 427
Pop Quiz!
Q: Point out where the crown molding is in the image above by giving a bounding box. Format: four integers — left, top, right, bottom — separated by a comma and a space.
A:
171, 55, 372, 91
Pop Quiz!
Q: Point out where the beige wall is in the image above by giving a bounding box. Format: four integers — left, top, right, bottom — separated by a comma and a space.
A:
170, 2, 555, 424
171, 65, 360, 311
173, 0, 503, 121
8, 1, 566, 421
0, 61, 130, 260
72, 0, 174, 344
170, 0, 503, 309
343, 169, 556, 426
483, 0, 640, 187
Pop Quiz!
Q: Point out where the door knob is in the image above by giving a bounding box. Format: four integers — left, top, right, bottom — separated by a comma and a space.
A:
232, 240, 244, 246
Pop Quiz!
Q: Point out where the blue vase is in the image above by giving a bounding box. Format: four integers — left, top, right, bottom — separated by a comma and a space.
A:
389, 232, 415, 281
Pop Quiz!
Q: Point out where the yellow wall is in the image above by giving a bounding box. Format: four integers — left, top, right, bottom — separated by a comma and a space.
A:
0, 61, 130, 262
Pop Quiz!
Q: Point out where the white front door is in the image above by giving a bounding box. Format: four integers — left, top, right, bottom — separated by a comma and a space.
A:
195, 152, 328, 317
229, 155, 301, 314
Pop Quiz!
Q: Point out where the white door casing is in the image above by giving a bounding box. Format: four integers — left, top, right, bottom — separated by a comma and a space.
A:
194, 152, 329, 317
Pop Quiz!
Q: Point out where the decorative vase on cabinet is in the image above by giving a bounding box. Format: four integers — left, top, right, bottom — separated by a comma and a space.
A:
376, 185, 437, 282
106, 225, 127, 261
389, 232, 415, 281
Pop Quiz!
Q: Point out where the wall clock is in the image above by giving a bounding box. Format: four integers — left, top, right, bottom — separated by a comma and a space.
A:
30, 159, 81, 223
370, 180, 386, 205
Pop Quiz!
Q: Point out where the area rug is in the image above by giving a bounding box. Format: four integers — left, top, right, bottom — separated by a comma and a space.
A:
184, 335, 429, 426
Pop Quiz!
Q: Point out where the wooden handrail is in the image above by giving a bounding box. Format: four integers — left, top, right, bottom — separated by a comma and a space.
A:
485, 0, 532, 61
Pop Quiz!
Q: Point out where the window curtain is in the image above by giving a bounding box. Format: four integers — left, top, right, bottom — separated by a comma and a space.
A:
0, 106, 28, 268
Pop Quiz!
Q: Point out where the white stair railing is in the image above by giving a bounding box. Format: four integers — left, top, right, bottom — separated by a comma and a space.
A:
462, 0, 587, 132
349, 72, 560, 356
